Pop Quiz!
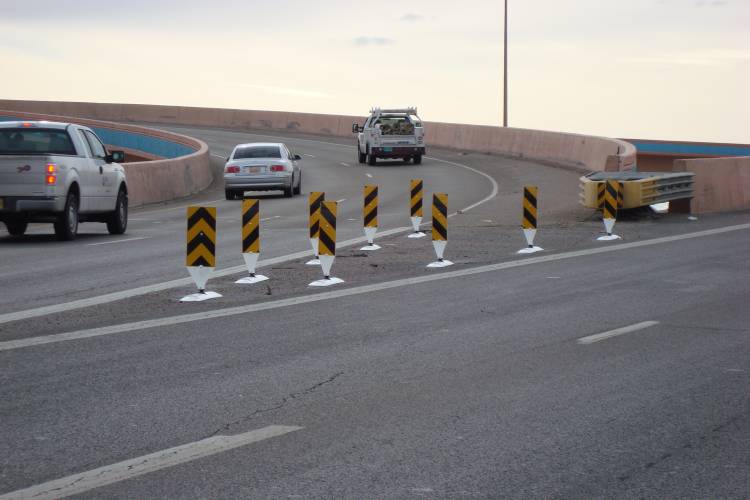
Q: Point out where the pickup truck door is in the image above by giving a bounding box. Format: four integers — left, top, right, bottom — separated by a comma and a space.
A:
82, 130, 117, 211
74, 129, 100, 212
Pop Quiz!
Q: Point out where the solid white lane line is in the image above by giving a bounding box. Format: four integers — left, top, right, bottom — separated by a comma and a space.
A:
340, 162, 350, 167
425, 156, 498, 215
303, 153, 315, 158
3, 224, 749, 351
210, 153, 227, 159
261, 216, 282, 222
336, 198, 347, 203
577, 321, 660, 345
365, 173, 373, 178
86, 237, 150, 247
0, 426, 302, 500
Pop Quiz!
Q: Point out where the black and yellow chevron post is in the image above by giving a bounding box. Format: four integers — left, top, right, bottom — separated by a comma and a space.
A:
318, 201, 337, 259
182, 206, 221, 301
597, 182, 605, 209
408, 179, 426, 238
310, 201, 344, 286
603, 180, 618, 222
306, 191, 324, 265
616, 180, 624, 210
186, 206, 216, 269
522, 186, 538, 231
242, 199, 260, 255
597, 180, 622, 241
432, 193, 448, 242
236, 199, 269, 284
518, 186, 543, 254
361, 184, 380, 251
427, 193, 453, 267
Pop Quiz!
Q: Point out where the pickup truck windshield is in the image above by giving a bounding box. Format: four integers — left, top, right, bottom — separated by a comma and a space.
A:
0, 128, 76, 155
233, 146, 282, 159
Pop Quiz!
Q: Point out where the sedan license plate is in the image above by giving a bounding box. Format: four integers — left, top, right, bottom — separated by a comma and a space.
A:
244, 166, 262, 173
383, 147, 393, 152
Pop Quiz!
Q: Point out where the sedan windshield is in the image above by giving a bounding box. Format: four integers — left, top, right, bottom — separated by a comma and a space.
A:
233, 146, 281, 159
0, 128, 77, 155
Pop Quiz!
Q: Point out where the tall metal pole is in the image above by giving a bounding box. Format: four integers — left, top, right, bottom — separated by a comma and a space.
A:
503, 0, 508, 127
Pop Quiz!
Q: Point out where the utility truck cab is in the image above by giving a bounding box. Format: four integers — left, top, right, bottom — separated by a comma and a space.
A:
353, 107, 426, 165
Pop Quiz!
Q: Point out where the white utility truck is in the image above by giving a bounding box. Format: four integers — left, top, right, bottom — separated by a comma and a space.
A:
0, 121, 128, 240
353, 108, 426, 165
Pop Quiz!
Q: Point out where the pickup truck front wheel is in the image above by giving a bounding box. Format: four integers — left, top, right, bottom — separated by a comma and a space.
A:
5, 220, 28, 237
107, 188, 128, 235
367, 150, 377, 166
54, 191, 79, 241
358, 148, 366, 164
413, 154, 423, 165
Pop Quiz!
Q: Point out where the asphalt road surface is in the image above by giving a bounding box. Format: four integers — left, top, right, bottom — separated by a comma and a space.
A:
1, 125, 748, 499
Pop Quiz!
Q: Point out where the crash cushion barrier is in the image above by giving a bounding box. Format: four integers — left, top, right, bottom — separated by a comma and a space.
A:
0, 110, 211, 208
0, 100, 636, 173
673, 156, 750, 214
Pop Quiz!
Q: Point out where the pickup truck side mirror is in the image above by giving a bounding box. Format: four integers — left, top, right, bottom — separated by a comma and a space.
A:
352, 124, 360, 133
106, 150, 125, 163
293, 154, 302, 161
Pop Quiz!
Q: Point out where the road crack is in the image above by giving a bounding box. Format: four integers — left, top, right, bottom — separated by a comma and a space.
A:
206, 371, 344, 437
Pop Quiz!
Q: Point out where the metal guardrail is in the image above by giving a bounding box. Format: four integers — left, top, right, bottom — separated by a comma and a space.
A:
579, 172, 694, 209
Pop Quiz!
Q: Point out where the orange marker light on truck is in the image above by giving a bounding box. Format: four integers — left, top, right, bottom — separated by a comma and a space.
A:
46, 164, 57, 184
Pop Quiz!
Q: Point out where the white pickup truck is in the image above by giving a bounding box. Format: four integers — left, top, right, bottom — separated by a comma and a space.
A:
353, 108, 426, 165
0, 121, 128, 240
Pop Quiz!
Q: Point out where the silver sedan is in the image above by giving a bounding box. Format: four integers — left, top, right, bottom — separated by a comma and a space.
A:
223, 142, 302, 199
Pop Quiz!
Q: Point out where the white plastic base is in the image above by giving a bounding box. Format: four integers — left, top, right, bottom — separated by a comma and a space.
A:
603, 218, 616, 235
408, 216, 425, 238
427, 259, 454, 268
242, 252, 260, 275
235, 275, 269, 284
319, 254, 335, 277
180, 291, 222, 302
309, 277, 344, 287
361, 227, 380, 250
305, 258, 321, 266
187, 266, 214, 291
597, 234, 621, 241
517, 246, 544, 254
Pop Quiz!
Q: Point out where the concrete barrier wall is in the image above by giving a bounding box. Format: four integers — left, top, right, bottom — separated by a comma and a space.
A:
0, 109, 212, 207
674, 157, 750, 214
0, 100, 636, 173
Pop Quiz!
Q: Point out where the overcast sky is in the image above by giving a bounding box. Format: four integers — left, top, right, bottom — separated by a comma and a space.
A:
1, 0, 748, 142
